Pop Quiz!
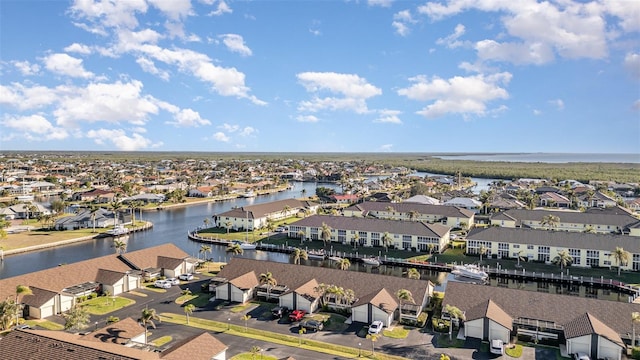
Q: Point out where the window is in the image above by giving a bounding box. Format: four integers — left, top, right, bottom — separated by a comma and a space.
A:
402, 235, 412, 250
337, 229, 346, 243
586, 250, 599, 267
569, 249, 581, 265
513, 244, 520, 249
527, 245, 534, 250
538, 246, 550, 262
371, 232, 380, 247
358, 231, 367, 246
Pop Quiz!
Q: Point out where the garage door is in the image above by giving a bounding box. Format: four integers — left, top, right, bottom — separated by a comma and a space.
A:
599, 337, 621, 360
279, 294, 294, 310
465, 319, 483, 339
128, 277, 138, 291
60, 298, 73, 313
217, 285, 229, 301
489, 321, 510, 343
352, 306, 368, 324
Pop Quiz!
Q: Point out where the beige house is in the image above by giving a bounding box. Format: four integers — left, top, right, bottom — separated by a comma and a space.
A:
343, 201, 475, 229
214, 198, 320, 231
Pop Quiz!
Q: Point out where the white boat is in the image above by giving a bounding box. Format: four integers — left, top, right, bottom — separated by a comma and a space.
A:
240, 190, 255, 198
232, 241, 257, 250
451, 264, 488, 281
362, 257, 380, 266
307, 250, 326, 260
328, 256, 343, 262
106, 225, 129, 236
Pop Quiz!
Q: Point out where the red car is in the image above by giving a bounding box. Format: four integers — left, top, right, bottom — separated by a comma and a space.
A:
288, 309, 306, 322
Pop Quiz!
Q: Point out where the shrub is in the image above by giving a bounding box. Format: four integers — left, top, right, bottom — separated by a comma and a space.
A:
432, 318, 450, 333
107, 316, 119, 324
632, 347, 640, 360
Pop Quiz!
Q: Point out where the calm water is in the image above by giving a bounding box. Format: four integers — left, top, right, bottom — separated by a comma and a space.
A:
435, 153, 640, 163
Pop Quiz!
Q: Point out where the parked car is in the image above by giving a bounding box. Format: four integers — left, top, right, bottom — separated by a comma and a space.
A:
288, 309, 307, 322
572, 353, 590, 360
368, 321, 384, 334
179, 273, 194, 281
300, 319, 324, 332
167, 277, 180, 285
275, 227, 286, 233
271, 306, 289, 318
490, 339, 504, 355
154, 280, 171, 289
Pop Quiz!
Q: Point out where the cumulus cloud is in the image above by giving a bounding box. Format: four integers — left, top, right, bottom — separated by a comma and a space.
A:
213, 131, 230, 142
43, 53, 94, 78
296, 115, 319, 123
2, 114, 69, 141
87, 128, 158, 150
296, 72, 381, 114
64, 43, 92, 54
368, 0, 393, 7
69, 0, 149, 32
0, 83, 59, 111
624, 53, 640, 80
374, 109, 402, 124
239, 126, 257, 137
207, 0, 232, 16
392, 10, 416, 37
167, 108, 211, 127
136, 57, 170, 80
12, 60, 40, 76
397, 72, 511, 118
219, 34, 252, 56
216, 123, 257, 137
436, 24, 467, 49
147, 0, 192, 20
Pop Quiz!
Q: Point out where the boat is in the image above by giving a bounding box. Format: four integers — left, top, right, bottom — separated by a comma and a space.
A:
328, 256, 343, 262
451, 264, 489, 281
307, 250, 326, 260
240, 190, 256, 198
232, 241, 257, 250
106, 225, 129, 236
362, 257, 380, 266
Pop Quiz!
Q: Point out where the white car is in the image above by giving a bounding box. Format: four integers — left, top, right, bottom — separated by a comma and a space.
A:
490, 339, 504, 355
167, 277, 180, 285
572, 353, 591, 360
154, 280, 171, 289
179, 273, 194, 281
368, 321, 384, 335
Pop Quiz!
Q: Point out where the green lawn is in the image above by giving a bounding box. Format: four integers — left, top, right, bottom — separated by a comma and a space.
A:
82, 296, 135, 315
25, 319, 64, 330
230, 353, 278, 360
182, 293, 212, 307
152, 336, 172, 347
505, 344, 523, 358
383, 326, 410, 339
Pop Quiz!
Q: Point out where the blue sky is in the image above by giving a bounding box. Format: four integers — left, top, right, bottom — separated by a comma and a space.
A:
1, 0, 639, 153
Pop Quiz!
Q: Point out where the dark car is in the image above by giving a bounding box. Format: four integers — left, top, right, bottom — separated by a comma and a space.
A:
271, 306, 289, 318
300, 319, 324, 332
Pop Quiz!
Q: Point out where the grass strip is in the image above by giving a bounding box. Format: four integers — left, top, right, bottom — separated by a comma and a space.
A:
160, 313, 408, 360
25, 319, 64, 330
383, 326, 410, 339
152, 335, 172, 347
82, 297, 136, 315
231, 353, 278, 360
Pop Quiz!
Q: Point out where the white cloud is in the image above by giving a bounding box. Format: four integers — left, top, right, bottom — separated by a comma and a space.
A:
219, 34, 253, 57
296, 115, 319, 123
43, 53, 94, 78
168, 108, 211, 127
147, 0, 192, 20
239, 126, 257, 136
368, 0, 393, 7
392, 21, 411, 37
207, 0, 232, 16
392, 10, 416, 37
374, 109, 402, 124
86, 128, 157, 150
213, 131, 230, 142
2, 114, 69, 140
379, 144, 393, 151
624, 53, 640, 80
397, 72, 511, 118
296, 72, 381, 114
69, 0, 149, 31
219, 123, 239, 132
136, 57, 170, 80
436, 24, 467, 49
0, 83, 59, 111
12, 60, 40, 76
475, 40, 554, 65
64, 43, 92, 54
548, 99, 565, 110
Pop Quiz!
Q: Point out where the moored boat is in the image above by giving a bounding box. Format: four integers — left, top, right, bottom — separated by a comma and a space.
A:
362, 257, 380, 266
232, 240, 257, 250
307, 249, 326, 260
451, 264, 488, 281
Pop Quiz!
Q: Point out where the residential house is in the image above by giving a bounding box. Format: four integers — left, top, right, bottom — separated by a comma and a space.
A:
213, 258, 434, 327
443, 197, 482, 213
214, 199, 320, 231
343, 201, 475, 229
74, 188, 117, 203
54, 208, 118, 230
7, 202, 49, 219
443, 282, 638, 360
289, 214, 451, 253
404, 195, 440, 205
577, 191, 618, 208
122, 193, 165, 204
328, 194, 359, 205
465, 226, 640, 270
538, 192, 572, 208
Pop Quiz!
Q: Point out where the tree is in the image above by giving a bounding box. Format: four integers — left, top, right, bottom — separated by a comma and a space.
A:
552, 250, 573, 270
396, 289, 415, 316
138, 307, 160, 344
381, 232, 393, 252
199, 244, 212, 261
632, 311, 640, 348
110, 201, 123, 229
297, 229, 306, 243
259, 271, 277, 300
298, 326, 307, 345
613, 246, 630, 276
226, 243, 243, 256
515, 250, 525, 268
113, 238, 127, 254
266, 218, 276, 240
291, 248, 308, 265
478, 244, 488, 264
337, 258, 351, 271
242, 314, 251, 331
320, 222, 332, 246
203, 218, 210, 228
63, 304, 90, 331
0, 299, 18, 330
408, 210, 420, 221
406, 268, 421, 280
443, 304, 465, 340
366, 333, 379, 355
352, 232, 360, 249
224, 221, 232, 234
250, 345, 261, 359
440, 354, 451, 360
540, 214, 560, 230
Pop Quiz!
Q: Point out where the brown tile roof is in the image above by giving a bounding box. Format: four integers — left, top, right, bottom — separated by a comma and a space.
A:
217, 258, 432, 310
218, 198, 319, 219
356, 288, 397, 314
96, 268, 128, 286
491, 208, 639, 229
160, 332, 227, 360
81, 317, 145, 345
292, 279, 320, 301
464, 299, 513, 330
157, 256, 185, 270
229, 271, 259, 290
443, 282, 640, 338
564, 313, 624, 347
21, 286, 58, 308
1, 329, 159, 360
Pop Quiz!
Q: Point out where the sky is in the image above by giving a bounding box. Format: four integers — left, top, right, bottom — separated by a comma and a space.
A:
0, 0, 639, 154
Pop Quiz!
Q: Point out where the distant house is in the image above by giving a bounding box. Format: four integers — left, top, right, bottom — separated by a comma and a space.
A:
74, 188, 117, 203
328, 193, 359, 204
122, 193, 165, 204
343, 201, 475, 229
443, 197, 482, 213
8, 203, 50, 220
214, 199, 319, 231
538, 192, 571, 208
404, 195, 440, 205
54, 208, 121, 230
577, 191, 618, 208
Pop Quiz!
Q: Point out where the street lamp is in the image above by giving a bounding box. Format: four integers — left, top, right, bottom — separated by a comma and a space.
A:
94, 321, 98, 331
358, 342, 362, 357
227, 317, 231, 330
260, 348, 264, 360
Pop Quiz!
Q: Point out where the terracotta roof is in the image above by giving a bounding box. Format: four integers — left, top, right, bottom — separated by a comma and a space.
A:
160, 332, 227, 360
564, 313, 624, 347
443, 282, 640, 339
82, 317, 145, 345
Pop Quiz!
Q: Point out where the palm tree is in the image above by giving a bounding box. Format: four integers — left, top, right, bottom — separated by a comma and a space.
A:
0, 299, 19, 330
408, 210, 420, 221
552, 250, 573, 270
283, 205, 291, 217
352, 232, 360, 249
478, 244, 488, 264
297, 229, 306, 243
313, 283, 329, 307
242, 314, 251, 331
291, 248, 308, 265
396, 289, 415, 316
540, 214, 560, 230
224, 221, 232, 234
443, 304, 465, 340
366, 333, 379, 355
14, 285, 32, 325
632, 311, 640, 348
406, 268, 421, 280
266, 218, 276, 240
343, 288, 356, 306
613, 246, 630, 276
110, 200, 123, 229
337, 258, 351, 270
381, 231, 393, 252
226, 243, 243, 256
515, 250, 525, 268
138, 307, 160, 344
89, 206, 99, 233
199, 244, 212, 261
63, 304, 90, 331
250, 345, 261, 359
113, 238, 127, 254
259, 272, 277, 300
320, 222, 332, 247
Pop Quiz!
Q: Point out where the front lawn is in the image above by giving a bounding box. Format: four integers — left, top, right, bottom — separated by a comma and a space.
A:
25, 319, 64, 330
82, 296, 135, 315
383, 326, 410, 339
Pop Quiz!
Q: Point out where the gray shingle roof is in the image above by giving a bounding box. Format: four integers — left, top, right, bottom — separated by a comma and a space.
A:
344, 201, 475, 219
217, 199, 318, 219
292, 215, 451, 238
491, 209, 640, 229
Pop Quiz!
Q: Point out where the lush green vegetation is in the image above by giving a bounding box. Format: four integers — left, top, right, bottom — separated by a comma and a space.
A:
82, 296, 135, 315
24, 319, 64, 330
505, 344, 523, 358
383, 326, 410, 339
